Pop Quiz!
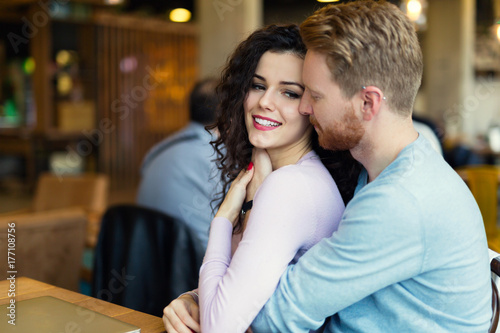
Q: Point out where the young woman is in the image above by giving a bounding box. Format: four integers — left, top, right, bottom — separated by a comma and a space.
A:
162, 24, 360, 333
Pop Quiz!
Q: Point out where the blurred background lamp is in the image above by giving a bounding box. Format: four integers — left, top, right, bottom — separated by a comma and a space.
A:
496, 23, 500, 42
49, 152, 83, 175
488, 126, 500, 153
56, 50, 71, 67
169, 8, 191, 23
105, 0, 124, 4
23, 57, 36, 75
57, 73, 73, 96
317, 0, 340, 2
120, 56, 138, 73
407, 0, 423, 22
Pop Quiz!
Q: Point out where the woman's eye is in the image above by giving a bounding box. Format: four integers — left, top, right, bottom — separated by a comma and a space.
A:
284, 91, 301, 99
252, 83, 265, 91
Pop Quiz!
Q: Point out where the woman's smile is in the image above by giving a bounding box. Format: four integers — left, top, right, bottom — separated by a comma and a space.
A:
253, 115, 282, 131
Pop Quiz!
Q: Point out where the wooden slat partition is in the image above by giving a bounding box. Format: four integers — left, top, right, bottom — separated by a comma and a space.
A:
29, 3, 52, 134
94, 12, 198, 191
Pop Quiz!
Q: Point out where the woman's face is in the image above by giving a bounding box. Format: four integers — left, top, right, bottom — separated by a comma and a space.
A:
244, 51, 311, 153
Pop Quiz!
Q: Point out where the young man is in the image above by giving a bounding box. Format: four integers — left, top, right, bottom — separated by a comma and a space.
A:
163, 2, 491, 332
250, 1, 491, 332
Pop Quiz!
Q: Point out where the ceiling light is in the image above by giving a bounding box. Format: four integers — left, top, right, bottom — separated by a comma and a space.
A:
169, 8, 191, 23
407, 0, 422, 22
105, 0, 124, 5
317, 0, 340, 2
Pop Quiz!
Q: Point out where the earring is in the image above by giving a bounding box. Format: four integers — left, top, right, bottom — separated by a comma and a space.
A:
363, 86, 387, 100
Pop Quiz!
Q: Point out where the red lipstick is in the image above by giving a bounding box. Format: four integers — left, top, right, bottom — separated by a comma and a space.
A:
252, 115, 282, 131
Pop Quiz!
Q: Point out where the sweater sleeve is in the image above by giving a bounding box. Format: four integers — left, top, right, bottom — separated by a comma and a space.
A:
251, 183, 425, 332
199, 163, 343, 333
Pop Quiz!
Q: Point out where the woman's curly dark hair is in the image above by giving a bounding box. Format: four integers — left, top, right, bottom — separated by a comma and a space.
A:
207, 24, 361, 231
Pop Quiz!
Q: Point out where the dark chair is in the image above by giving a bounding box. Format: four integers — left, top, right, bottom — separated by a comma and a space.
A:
490, 250, 500, 332
92, 204, 205, 317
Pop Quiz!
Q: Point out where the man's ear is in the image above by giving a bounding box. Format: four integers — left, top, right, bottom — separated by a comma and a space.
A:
360, 86, 385, 121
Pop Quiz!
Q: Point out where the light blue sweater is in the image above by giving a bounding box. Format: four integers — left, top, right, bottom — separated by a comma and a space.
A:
252, 135, 492, 332
137, 122, 220, 252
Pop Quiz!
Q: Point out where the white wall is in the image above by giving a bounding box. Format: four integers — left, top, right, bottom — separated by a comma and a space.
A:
196, 0, 263, 78
467, 79, 500, 136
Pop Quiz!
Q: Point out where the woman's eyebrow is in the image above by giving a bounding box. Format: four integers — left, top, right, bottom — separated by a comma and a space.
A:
281, 81, 304, 91
253, 74, 304, 91
253, 74, 265, 81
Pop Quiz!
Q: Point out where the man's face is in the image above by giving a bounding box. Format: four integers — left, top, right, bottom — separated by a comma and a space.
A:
299, 50, 364, 151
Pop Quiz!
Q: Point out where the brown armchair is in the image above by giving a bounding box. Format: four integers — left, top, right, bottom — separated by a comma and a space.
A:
1, 172, 109, 247
0, 172, 109, 288
0, 207, 87, 291
32, 172, 109, 248
456, 166, 500, 252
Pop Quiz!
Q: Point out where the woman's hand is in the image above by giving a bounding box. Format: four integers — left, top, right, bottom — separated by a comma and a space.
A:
215, 163, 255, 226
163, 294, 200, 333
246, 148, 272, 201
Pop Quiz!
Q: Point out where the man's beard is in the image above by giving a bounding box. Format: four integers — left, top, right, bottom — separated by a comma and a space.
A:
311, 105, 364, 151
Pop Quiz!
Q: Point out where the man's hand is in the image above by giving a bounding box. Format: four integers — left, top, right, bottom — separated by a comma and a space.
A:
163, 294, 200, 333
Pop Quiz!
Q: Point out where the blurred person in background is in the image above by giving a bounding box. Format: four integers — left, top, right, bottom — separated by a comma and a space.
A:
137, 78, 220, 256
413, 113, 443, 155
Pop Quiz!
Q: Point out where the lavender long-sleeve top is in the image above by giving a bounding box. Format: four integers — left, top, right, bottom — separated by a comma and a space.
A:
199, 150, 345, 333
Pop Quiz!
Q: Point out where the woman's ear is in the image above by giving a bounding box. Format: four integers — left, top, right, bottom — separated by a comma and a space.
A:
361, 86, 385, 121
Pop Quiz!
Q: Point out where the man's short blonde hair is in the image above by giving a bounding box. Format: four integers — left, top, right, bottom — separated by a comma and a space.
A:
300, 0, 423, 116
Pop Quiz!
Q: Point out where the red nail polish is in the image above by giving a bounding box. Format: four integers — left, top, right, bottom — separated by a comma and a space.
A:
247, 162, 253, 171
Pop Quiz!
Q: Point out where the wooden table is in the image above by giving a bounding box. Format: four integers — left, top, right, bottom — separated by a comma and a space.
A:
0, 277, 166, 333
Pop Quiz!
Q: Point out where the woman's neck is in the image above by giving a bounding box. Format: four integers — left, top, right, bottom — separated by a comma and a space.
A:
267, 138, 313, 171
